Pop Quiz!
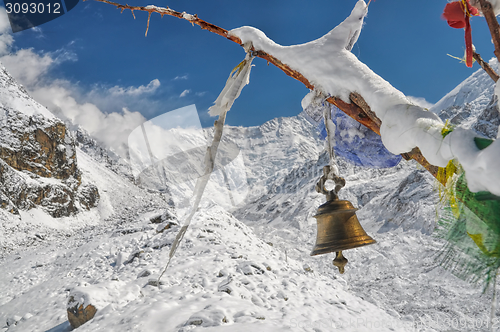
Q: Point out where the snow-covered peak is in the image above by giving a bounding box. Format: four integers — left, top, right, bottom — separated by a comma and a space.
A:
430, 59, 499, 138
0, 62, 55, 119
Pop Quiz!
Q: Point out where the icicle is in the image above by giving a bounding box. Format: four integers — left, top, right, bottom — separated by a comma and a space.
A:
303, 89, 341, 182
323, 106, 339, 177
145, 11, 152, 36
322, 105, 344, 194
157, 47, 255, 285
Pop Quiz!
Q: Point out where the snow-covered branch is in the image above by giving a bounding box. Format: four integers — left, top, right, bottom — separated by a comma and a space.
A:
91, 0, 439, 176
93, 0, 500, 195
229, 2, 499, 196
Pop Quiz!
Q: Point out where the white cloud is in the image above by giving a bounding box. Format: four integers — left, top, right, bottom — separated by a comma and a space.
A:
108, 79, 160, 96
0, 19, 205, 158
0, 30, 152, 157
28, 82, 146, 157
0, 8, 14, 55
180, 89, 191, 97
174, 74, 188, 80
407, 96, 434, 109
0, 48, 54, 86
51, 48, 78, 64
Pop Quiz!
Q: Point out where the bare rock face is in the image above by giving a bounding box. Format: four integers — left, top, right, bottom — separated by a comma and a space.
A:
0, 109, 95, 217
0, 151, 81, 217
77, 183, 100, 211
0, 189, 18, 214
0, 64, 99, 217
0, 107, 78, 180
67, 295, 97, 329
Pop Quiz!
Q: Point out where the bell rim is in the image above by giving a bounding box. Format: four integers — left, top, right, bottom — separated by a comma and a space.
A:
310, 237, 376, 256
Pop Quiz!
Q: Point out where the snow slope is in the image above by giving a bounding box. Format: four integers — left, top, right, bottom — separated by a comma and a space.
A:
1, 204, 414, 332
0, 64, 54, 119
0, 117, 497, 332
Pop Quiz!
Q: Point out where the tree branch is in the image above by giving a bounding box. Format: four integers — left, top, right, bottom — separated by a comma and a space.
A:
87, 0, 242, 41
90, 0, 438, 177
477, 0, 500, 63
473, 51, 500, 82
348, 92, 382, 133
401, 148, 439, 176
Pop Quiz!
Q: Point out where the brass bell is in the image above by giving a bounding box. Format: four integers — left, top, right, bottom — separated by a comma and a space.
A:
311, 166, 376, 273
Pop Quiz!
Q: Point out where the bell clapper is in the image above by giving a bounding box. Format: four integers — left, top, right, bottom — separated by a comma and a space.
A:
333, 251, 348, 274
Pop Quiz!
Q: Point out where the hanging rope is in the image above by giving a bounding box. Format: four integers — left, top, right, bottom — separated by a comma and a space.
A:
320, 95, 345, 197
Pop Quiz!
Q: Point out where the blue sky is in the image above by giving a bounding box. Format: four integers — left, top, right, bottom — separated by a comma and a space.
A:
0, 0, 497, 131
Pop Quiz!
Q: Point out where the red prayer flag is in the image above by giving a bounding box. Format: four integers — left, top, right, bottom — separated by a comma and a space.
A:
442, 0, 479, 67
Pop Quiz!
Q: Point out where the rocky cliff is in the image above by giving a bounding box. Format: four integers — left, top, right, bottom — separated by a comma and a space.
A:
0, 63, 98, 217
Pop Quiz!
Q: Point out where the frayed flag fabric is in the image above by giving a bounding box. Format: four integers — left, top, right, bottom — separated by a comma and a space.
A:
208, 52, 254, 117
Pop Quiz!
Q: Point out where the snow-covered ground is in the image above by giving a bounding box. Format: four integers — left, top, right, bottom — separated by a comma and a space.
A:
1, 17, 500, 330
1, 115, 499, 332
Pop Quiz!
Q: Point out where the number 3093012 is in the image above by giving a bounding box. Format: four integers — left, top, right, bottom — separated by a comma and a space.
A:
5, 2, 61, 14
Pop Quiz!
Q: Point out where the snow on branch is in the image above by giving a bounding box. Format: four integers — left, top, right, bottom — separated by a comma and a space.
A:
92, 0, 500, 195
230, 2, 500, 195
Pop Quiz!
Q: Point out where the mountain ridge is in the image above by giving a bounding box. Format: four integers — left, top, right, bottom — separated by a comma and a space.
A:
431, 59, 500, 139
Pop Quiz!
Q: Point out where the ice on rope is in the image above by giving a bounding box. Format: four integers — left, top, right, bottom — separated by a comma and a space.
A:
324, 106, 401, 168
229, 0, 500, 195
303, 92, 401, 168
158, 51, 256, 281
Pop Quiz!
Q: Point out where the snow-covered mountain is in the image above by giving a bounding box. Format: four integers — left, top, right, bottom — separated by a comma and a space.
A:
0, 62, 499, 332
431, 59, 500, 139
